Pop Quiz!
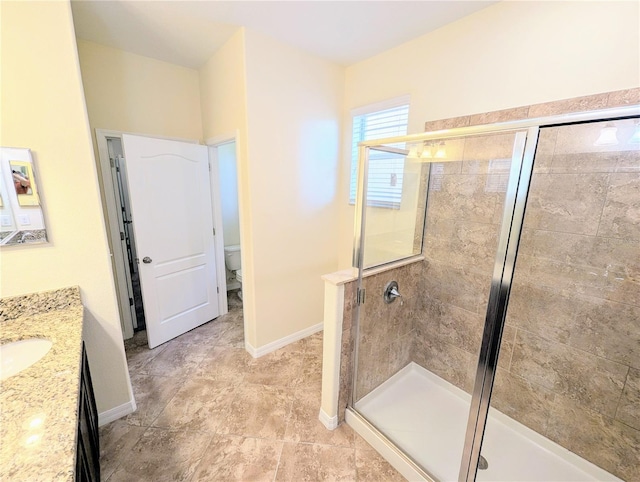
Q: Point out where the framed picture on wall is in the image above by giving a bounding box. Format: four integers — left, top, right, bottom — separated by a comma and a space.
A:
10, 160, 40, 206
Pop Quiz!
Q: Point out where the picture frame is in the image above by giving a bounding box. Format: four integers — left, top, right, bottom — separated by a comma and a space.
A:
10, 159, 40, 206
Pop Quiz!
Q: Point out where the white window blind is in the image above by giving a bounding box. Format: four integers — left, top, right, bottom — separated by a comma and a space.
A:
350, 102, 409, 209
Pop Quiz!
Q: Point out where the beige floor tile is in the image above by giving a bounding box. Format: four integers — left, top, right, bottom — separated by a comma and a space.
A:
301, 331, 323, 357
190, 434, 283, 481
99, 419, 145, 480
284, 389, 355, 448
124, 331, 168, 372
245, 344, 305, 387
275, 442, 356, 481
107, 427, 211, 482
215, 382, 294, 440
355, 435, 405, 481
125, 373, 185, 427
226, 290, 244, 309
124, 329, 149, 350
171, 318, 225, 346
282, 337, 308, 356
297, 351, 323, 393
193, 345, 252, 384
106, 296, 406, 482
139, 341, 208, 378
152, 378, 234, 433
214, 319, 245, 347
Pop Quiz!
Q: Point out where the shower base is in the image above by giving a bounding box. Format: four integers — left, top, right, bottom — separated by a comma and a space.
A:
348, 363, 621, 482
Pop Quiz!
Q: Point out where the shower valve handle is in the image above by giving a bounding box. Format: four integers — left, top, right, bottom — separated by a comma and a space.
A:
384, 281, 403, 304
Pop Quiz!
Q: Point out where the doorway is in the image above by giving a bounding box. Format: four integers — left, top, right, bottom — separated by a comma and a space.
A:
106, 136, 146, 333
208, 137, 243, 309
96, 130, 228, 346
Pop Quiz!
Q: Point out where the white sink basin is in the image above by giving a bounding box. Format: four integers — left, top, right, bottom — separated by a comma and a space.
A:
0, 339, 53, 380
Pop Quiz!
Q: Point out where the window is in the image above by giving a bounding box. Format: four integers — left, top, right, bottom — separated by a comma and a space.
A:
349, 97, 410, 208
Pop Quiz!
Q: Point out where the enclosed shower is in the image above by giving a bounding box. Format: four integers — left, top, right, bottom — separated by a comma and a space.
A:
345, 105, 639, 481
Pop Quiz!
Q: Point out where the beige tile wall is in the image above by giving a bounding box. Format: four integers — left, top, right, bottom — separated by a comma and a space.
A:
413, 131, 517, 392
491, 120, 639, 480
423, 88, 640, 133
337, 280, 356, 422
353, 262, 424, 401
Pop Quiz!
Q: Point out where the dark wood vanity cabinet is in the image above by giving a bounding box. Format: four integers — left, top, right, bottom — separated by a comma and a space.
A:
76, 344, 100, 482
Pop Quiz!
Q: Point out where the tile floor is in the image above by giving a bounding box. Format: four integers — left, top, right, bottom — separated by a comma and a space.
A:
100, 292, 404, 481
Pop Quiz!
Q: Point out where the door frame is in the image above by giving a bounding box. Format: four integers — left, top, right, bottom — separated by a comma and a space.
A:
95, 129, 228, 338
206, 133, 242, 316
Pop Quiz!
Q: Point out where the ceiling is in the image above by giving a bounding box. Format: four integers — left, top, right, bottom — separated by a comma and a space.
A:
71, 1, 498, 68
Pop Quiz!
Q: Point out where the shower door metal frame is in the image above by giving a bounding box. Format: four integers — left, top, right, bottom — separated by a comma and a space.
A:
350, 104, 640, 482
458, 126, 537, 480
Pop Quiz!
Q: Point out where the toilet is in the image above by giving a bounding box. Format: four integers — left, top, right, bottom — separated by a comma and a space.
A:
223, 244, 242, 300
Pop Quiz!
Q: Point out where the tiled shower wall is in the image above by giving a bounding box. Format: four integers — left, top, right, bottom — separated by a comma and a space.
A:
337, 263, 424, 421
353, 263, 424, 401
413, 131, 516, 393
414, 90, 639, 480
338, 88, 639, 480
490, 122, 639, 480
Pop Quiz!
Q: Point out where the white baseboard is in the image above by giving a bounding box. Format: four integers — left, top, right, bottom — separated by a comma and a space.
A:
319, 408, 338, 430
245, 322, 323, 358
98, 398, 137, 426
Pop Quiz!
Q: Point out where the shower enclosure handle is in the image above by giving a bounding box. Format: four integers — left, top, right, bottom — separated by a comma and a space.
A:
384, 281, 402, 304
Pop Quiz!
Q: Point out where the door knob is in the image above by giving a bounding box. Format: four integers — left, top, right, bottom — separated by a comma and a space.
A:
142, 257, 152, 264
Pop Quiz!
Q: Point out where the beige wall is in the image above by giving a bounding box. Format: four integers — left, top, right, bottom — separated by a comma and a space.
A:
339, 0, 640, 267
198, 30, 257, 344
78, 25, 345, 353
0, 1, 131, 414
243, 30, 344, 347
199, 29, 247, 141
77, 39, 203, 142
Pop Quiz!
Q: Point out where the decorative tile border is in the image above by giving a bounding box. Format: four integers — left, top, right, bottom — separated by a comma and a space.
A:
425, 88, 640, 132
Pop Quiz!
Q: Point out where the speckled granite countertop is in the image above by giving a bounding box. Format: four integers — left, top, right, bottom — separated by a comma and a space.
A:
0, 286, 84, 481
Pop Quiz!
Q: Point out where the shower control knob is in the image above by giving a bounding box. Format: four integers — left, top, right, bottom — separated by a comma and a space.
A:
142, 257, 152, 264
384, 281, 402, 304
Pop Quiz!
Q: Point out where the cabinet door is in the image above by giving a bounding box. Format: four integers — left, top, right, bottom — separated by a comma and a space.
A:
76, 344, 100, 482
82, 346, 99, 455
76, 402, 92, 482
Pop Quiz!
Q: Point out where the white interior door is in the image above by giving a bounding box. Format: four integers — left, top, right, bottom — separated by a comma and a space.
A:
122, 134, 219, 348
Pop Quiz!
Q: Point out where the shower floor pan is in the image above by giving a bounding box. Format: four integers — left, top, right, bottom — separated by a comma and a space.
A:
348, 363, 621, 482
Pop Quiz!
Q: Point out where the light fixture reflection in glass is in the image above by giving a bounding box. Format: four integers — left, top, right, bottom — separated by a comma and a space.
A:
406, 141, 447, 161
434, 141, 447, 159
629, 121, 640, 144
420, 142, 433, 159
594, 122, 619, 146
407, 144, 420, 159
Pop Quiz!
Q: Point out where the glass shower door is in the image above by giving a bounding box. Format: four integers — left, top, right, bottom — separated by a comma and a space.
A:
352, 129, 530, 481
480, 118, 640, 482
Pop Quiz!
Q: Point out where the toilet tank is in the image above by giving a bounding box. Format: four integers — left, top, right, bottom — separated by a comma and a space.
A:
224, 244, 242, 271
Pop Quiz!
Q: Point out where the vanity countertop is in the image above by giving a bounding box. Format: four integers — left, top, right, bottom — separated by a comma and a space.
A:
0, 286, 84, 481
